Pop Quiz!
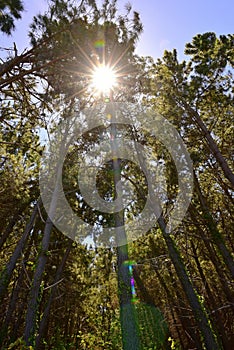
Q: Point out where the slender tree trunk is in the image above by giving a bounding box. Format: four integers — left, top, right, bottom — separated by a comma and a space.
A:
152, 261, 189, 349
110, 117, 141, 349
24, 114, 72, 345
131, 123, 220, 349
24, 217, 54, 344
35, 242, 72, 349
158, 219, 220, 350
0, 200, 40, 300
0, 210, 21, 250
133, 267, 155, 306
193, 171, 234, 278
117, 243, 141, 350
183, 103, 234, 187
160, 255, 203, 350
191, 241, 231, 349
0, 232, 35, 346
192, 218, 234, 304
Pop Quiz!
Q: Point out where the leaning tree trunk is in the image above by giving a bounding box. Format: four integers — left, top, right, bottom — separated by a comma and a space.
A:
191, 214, 234, 305
193, 171, 234, 278
24, 111, 72, 345
35, 241, 73, 349
191, 240, 231, 349
0, 209, 23, 250
0, 200, 40, 301
158, 216, 221, 350
183, 103, 234, 187
131, 123, 220, 349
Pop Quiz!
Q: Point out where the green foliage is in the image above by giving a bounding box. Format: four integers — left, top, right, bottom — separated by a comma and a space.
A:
0, 0, 24, 35
27, 0, 143, 101
168, 337, 181, 350
5, 337, 32, 349
0, 1, 233, 349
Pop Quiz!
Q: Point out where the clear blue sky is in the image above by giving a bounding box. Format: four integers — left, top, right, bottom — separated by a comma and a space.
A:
1, 0, 234, 60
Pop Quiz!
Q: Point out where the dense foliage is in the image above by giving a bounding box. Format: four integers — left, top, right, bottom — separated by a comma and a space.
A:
0, 1, 233, 349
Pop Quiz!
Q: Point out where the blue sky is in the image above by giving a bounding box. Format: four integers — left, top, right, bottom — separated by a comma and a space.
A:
131, 0, 234, 60
1, 0, 234, 60
133, 0, 234, 58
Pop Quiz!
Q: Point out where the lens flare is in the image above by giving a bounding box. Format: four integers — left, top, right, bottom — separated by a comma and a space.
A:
94, 39, 105, 49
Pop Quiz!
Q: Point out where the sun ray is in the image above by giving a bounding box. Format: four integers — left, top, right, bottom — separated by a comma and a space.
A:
91, 64, 117, 93
108, 42, 133, 71
61, 30, 138, 101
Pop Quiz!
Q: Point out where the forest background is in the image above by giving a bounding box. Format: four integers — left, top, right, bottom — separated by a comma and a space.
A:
0, 1, 233, 349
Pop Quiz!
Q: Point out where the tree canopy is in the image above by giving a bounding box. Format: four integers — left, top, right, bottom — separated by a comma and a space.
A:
0, 1, 233, 349
0, 0, 24, 35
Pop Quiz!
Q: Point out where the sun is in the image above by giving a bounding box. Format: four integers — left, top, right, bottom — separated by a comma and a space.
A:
91, 65, 117, 93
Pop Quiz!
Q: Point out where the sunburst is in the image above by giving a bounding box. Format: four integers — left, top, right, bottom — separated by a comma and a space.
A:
62, 30, 135, 101
91, 64, 117, 94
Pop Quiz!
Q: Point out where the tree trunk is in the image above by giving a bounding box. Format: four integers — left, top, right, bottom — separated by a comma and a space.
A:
0, 232, 35, 346
24, 217, 54, 344
131, 123, 220, 349
189, 206, 234, 304
0, 210, 21, 250
24, 115, 72, 345
193, 171, 234, 278
110, 118, 141, 350
191, 241, 231, 349
0, 200, 40, 300
35, 242, 72, 349
159, 223, 220, 350
183, 103, 234, 187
